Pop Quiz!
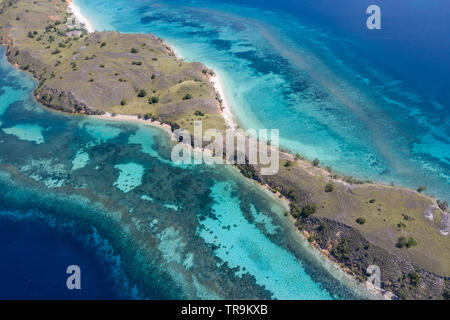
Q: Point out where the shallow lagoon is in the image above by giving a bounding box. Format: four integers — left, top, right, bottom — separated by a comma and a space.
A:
0, 47, 371, 299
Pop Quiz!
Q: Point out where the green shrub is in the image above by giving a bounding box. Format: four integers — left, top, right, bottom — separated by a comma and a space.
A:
318, 222, 327, 232
402, 213, 414, 221
137, 89, 147, 98
58, 42, 66, 48
290, 202, 302, 219
182, 93, 193, 100
369, 199, 376, 204
437, 200, 448, 211
333, 238, 350, 260
132, 61, 142, 66
130, 48, 139, 54
324, 183, 334, 192
51, 48, 60, 55
151, 74, 156, 80
408, 272, 421, 287
443, 289, 450, 300
307, 236, 315, 243
284, 160, 294, 168
194, 110, 205, 116
143, 113, 153, 120
417, 186, 427, 193
406, 237, 417, 248
356, 217, 366, 225
120, 99, 127, 106
301, 204, 317, 218
397, 222, 407, 229
312, 158, 320, 166
397, 236, 417, 249
148, 96, 159, 104
396, 236, 408, 248
27, 31, 34, 38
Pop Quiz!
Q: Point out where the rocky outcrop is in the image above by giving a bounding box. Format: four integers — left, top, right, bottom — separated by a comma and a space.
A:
36, 86, 104, 115
300, 216, 449, 300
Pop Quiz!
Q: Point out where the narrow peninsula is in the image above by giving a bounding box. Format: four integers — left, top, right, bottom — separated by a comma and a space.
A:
0, 0, 448, 299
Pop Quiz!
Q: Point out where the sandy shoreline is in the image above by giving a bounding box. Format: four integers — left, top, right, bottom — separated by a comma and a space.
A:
67, 0, 95, 33
95, 113, 175, 138
67, 1, 237, 132
210, 74, 238, 130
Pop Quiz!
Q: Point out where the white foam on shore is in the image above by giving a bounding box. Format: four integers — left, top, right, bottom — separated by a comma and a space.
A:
155, 39, 237, 131
68, 1, 95, 33
210, 74, 237, 130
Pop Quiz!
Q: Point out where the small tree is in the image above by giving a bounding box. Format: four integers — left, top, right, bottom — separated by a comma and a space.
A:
408, 272, 421, 287
284, 160, 294, 168
356, 217, 366, 225
325, 183, 334, 193
301, 204, 317, 218
406, 237, 417, 248
120, 99, 127, 106
137, 89, 147, 98
183, 93, 193, 100
396, 236, 408, 248
417, 186, 427, 193
149, 96, 159, 104
143, 113, 153, 120
312, 158, 320, 166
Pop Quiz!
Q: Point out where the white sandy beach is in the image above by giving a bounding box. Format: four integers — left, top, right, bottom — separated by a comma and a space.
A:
95, 113, 175, 139
66, 2, 237, 132
67, 0, 95, 33
210, 74, 237, 130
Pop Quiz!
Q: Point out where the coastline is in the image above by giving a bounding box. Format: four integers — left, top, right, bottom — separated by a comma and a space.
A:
1, 0, 446, 299
65, 3, 389, 299
60, 3, 450, 299
67, 0, 95, 33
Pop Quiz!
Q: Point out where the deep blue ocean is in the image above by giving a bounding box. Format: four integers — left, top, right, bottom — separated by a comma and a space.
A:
1, 0, 449, 299
0, 209, 124, 299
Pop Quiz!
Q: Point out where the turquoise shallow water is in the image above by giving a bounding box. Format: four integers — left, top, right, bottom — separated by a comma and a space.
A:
75, 0, 450, 201
0, 46, 371, 299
